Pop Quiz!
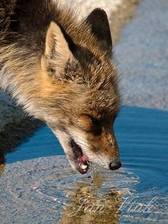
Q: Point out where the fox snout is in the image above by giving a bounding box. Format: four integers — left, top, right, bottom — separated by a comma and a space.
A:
109, 160, 122, 170
100, 130, 122, 170
51, 116, 121, 174
105, 133, 122, 170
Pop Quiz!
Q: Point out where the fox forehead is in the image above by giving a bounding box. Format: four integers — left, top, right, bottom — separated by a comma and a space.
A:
40, 39, 119, 114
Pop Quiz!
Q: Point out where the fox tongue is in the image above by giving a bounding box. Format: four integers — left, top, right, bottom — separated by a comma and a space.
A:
78, 155, 89, 174
70, 139, 89, 174
79, 155, 89, 163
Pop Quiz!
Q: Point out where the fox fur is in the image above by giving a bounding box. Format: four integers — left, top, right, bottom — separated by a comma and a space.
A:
0, 0, 121, 173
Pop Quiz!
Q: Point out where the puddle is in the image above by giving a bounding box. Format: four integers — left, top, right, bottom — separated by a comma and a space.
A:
0, 156, 138, 223
0, 107, 168, 223
0, 153, 168, 224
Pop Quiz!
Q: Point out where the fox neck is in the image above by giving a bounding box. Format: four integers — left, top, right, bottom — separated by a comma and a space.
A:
0, 44, 42, 118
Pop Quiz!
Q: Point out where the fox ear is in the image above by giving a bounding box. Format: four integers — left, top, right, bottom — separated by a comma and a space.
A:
42, 22, 73, 77
85, 8, 112, 57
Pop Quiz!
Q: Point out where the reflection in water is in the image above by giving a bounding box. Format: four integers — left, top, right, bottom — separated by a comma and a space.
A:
60, 172, 122, 224
2, 155, 167, 223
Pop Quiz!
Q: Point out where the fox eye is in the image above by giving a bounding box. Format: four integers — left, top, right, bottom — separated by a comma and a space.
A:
78, 115, 93, 131
78, 115, 102, 135
91, 117, 102, 135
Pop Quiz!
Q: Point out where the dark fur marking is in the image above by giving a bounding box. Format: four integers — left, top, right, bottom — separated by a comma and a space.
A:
85, 8, 112, 56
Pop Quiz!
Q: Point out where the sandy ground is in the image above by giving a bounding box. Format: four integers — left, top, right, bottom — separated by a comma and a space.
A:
116, 0, 168, 109
0, 0, 141, 153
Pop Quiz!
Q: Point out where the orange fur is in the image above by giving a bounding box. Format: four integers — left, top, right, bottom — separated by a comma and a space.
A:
0, 0, 121, 173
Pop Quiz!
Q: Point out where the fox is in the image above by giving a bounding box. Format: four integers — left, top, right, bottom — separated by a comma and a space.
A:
0, 0, 121, 174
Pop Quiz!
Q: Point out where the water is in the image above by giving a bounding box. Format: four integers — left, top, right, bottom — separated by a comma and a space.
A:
0, 106, 168, 223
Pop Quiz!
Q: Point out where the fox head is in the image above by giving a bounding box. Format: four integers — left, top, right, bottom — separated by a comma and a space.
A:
36, 9, 121, 173
1, 6, 121, 174
38, 8, 121, 174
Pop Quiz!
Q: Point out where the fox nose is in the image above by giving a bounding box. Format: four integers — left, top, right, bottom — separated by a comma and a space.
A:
109, 160, 121, 170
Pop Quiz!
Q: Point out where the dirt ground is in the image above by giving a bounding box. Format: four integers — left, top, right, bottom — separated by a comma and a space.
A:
0, 0, 141, 164
110, 0, 141, 45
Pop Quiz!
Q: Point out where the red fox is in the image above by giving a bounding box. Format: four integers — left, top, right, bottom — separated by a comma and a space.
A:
0, 0, 121, 174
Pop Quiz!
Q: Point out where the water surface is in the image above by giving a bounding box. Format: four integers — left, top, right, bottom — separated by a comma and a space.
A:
0, 106, 168, 223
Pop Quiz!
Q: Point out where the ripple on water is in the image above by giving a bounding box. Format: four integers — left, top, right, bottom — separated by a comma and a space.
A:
1, 107, 168, 223
0, 155, 168, 223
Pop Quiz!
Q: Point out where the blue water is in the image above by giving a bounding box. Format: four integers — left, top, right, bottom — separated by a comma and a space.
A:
6, 106, 168, 193
6, 124, 62, 162
3, 106, 168, 223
